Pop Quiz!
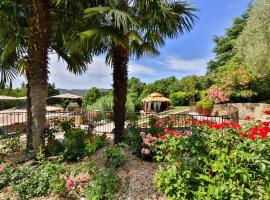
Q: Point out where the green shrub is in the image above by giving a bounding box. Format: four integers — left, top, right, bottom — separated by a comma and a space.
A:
63, 128, 88, 161
104, 145, 127, 170
201, 100, 214, 110
84, 134, 106, 155
196, 100, 203, 108
11, 162, 65, 199
155, 121, 270, 199
43, 127, 64, 156
169, 91, 199, 106
88, 94, 135, 112
85, 169, 120, 200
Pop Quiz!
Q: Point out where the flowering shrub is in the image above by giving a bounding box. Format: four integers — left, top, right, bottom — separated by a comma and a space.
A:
84, 134, 106, 155
207, 85, 229, 103
155, 119, 270, 199
43, 127, 64, 156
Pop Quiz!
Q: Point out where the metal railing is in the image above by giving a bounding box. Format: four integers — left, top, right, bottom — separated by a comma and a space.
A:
0, 109, 237, 137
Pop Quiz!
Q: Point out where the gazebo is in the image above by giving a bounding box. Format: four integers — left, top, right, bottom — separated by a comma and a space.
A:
142, 92, 171, 113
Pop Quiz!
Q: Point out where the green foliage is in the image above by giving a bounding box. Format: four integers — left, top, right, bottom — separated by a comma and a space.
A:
201, 100, 214, 110
88, 94, 135, 112
84, 134, 106, 155
63, 128, 88, 161
237, 0, 270, 73
84, 87, 101, 106
104, 145, 127, 170
155, 122, 270, 199
85, 169, 120, 200
207, 13, 247, 72
128, 77, 145, 111
12, 162, 66, 199
42, 127, 64, 156
0, 136, 22, 156
169, 91, 199, 106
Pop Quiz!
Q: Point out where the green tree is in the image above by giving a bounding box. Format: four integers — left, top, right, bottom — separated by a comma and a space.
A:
63, 0, 197, 143
237, 0, 270, 73
128, 77, 145, 111
207, 13, 247, 72
0, 0, 93, 153
84, 87, 102, 106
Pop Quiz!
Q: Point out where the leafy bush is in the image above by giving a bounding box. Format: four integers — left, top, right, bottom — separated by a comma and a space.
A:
43, 127, 64, 156
201, 100, 214, 110
12, 162, 66, 199
85, 169, 120, 200
104, 145, 127, 170
88, 94, 135, 112
84, 134, 106, 155
63, 128, 89, 161
170, 91, 199, 106
155, 119, 270, 199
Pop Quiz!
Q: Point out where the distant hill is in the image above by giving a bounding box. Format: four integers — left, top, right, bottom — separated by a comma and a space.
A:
58, 88, 109, 96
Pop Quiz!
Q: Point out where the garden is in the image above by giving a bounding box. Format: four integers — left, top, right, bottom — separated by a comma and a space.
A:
1, 110, 270, 199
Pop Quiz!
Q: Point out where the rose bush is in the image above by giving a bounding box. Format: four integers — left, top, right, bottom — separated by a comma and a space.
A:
155, 118, 270, 199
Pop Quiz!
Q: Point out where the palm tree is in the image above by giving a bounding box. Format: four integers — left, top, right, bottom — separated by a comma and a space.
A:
0, 0, 94, 154
62, 0, 197, 143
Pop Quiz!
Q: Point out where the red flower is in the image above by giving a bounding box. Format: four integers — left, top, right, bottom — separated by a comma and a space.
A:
264, 110, 270, 115
185, 130, 192, 135
175, 162, 182, 167
157, 133, 161, 137
89, 138, 94, 144
164, 128, 169, 133
161, 135, 166, 140
240, 132, 246, 136
47, 140, 52, 145
245, 116, 252, 121
0, 167, 4, 173
66, 179, 74, 189
168, 130, 175, 136
263, 122, 270, 127
12, 164, 17, 169
248, 133, 255, 141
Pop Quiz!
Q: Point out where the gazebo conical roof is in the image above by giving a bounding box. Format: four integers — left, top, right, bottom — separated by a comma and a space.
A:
142, 92, 171, 103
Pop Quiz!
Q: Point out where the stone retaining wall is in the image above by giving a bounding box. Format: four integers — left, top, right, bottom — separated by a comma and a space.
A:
213, 103, 270, 120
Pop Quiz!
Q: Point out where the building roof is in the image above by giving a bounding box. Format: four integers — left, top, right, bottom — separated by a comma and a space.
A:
142, 92, 171, 103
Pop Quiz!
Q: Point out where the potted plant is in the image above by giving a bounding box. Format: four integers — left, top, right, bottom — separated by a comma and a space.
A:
201, 100, 214, 116
196, 101, 203, 114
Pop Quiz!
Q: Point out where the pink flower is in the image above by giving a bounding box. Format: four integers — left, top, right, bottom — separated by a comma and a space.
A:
185, 130, 192, 135
156, 120, 164, 127
0, 167, 4, 173
141, 148, 146, 154
12, 164, 17, 169
66, 179, 74, 189
143, 138, 150, 146
146, 134, 152, 138
150, 137, 158, 142
140, 131, 146, 137
144, 149, 151, 155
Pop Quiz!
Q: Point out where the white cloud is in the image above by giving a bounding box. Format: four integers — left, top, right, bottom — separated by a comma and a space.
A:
160, 56, 208, 75
129, 63, 155, 76
49, 55, 112, 89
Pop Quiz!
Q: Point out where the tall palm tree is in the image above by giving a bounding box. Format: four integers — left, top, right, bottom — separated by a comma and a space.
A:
61, 0, 197, 143
0, 0, 94, 153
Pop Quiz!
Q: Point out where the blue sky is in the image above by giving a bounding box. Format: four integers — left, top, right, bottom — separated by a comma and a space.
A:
15, 0, 251, 89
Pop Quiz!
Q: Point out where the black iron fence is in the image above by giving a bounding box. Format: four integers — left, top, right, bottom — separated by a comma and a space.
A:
0, 109, 238, 137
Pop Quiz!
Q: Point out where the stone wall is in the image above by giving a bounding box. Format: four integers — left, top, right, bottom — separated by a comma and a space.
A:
228, 103, 270, 120
213, 103, 270, 121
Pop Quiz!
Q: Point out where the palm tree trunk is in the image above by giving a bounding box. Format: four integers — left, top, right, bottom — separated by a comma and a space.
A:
111, 41, 129, 144
27, 0, 51, 154
25, 80, 33, 152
